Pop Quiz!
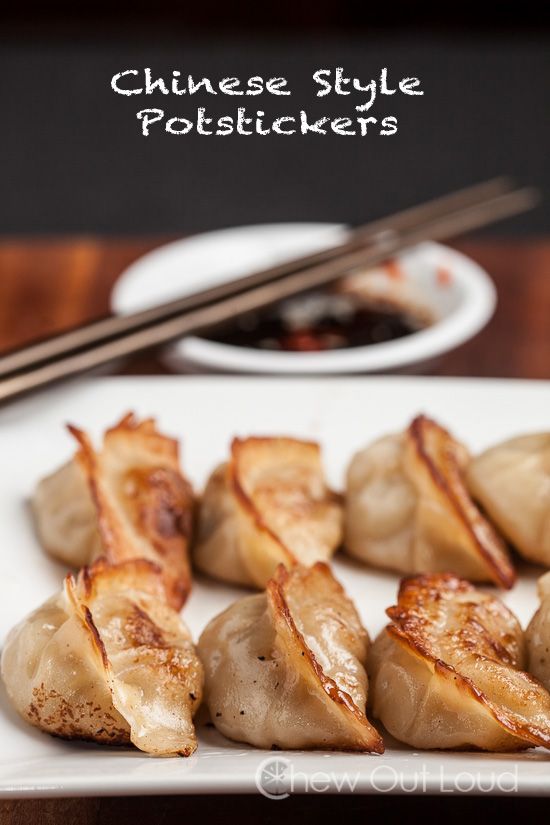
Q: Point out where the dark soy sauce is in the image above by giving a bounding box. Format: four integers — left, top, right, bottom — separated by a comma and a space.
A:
205, 291, 425, 352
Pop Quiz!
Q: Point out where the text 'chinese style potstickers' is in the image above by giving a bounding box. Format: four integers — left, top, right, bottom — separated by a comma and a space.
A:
369, 573, 550, 751
467, 432, 550, 566
198, 562, 384, 753
33, 413, 194, 609
1, 559, 203, 756
194, 437, 343, 588
345, 415, 515, 588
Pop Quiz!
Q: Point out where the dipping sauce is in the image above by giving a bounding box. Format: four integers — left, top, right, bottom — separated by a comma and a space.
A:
205, 292, 425, 352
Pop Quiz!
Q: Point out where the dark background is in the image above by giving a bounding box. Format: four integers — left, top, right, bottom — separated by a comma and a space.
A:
1, 4, 549, 236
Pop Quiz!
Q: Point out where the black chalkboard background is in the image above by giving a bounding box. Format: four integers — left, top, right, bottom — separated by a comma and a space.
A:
1, 7, 548, 235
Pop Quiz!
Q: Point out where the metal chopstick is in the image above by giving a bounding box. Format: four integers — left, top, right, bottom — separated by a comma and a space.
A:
0, 185, 537, 404
0, 177, 515, 378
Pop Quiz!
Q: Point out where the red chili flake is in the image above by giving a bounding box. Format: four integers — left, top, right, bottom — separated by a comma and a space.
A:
436, 266, 453, 287
280, 330, 324, 352
385, 259, 403, 280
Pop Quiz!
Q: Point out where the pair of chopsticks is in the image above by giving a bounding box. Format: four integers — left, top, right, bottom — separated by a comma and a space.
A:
0, 178, 537, 404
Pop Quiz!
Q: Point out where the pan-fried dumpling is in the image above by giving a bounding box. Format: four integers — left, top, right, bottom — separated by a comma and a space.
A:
194, 437, 343, 588
345, 415, 515, 588
526, 572, 550, 688
467, 433, 550, 566
369, 573, 550, 751
1, 558, 203, 756
32, 414, 194, 609
198, 562, 384, 753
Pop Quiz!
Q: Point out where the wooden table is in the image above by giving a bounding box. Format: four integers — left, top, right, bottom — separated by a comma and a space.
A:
0, 236, 549, 379
0, 236, 549, 823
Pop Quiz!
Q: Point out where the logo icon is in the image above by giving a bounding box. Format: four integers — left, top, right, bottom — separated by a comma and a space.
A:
255, 756, 292, 800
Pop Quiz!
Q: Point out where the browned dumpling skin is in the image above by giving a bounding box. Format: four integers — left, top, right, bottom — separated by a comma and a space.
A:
369, 573, 550, 751
1, 559, 204, 756
194, 437, 343, 588
32, 414, 194, 609
345, 415, 515, 589
198, 563, 384, 753
467, 433, 550, 566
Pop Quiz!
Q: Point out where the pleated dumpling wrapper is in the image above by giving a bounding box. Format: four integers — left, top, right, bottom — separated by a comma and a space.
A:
32, 413, 194, 610
467, 433, 550, 566
369, 573, 550, 751
198, 562, 384, 753
526, 572, 550, 689
345, 415, 515, 588
1, 558, 204, 756
194, 437, 343, 588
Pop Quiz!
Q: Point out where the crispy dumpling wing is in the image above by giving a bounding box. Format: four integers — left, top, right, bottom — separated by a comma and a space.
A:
369, 573, 550, 751
345, 415, 515, 588
194, 437, 343, 588
33, 413, 194, 609
198, 562, 384, 753
467, 433, 550, 565
526, 572, 550, 689
1, 559, 203, 756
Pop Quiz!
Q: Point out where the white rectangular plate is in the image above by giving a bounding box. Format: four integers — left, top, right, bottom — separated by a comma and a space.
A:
1, 375, 550, 798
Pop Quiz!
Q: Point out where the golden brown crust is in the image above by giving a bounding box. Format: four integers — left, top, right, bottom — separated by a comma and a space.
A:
229, 437, 309, 566
28, 683, 130, 745
82, 605, 110, 670
121, 466, 194, 607
78, 559, 171, 660
77, 556, 165, 600
105, 412, 180, 461
194, 436, 341, 588
230, 436, 341, 569
68, 414, 193, 609
268, 563, 385, 754
2, 554, 202, 756
385, 572, 550, 749
407, 416, 515, 589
